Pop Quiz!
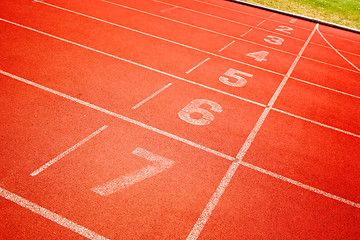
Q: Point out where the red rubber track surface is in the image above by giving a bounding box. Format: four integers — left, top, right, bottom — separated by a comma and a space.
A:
1, 0, 359, 239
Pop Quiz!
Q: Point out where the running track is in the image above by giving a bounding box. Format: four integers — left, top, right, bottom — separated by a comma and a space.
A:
1, 0, 359, 239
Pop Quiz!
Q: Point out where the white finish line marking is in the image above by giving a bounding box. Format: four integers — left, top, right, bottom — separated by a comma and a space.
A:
186, 24, 319, 240
30, 125, 108, 176
0, 187, 109, 240
218, 40, 235, 52
132, 83, 172, 109
316, 25, 360, 72
91, 148, 174, 196
1, 70, 359, 211
186, 58, 211, 74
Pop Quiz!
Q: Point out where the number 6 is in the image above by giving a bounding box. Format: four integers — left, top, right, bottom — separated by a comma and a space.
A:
178, 99, 222, 126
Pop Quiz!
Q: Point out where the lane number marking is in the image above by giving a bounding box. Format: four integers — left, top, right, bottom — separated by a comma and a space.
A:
178, 99, 222, 126
264, 35, 284, 45
246, 51, 269, 62
275, 25, 294, 34
91, 148, 174, 196
219, 68, 252, 87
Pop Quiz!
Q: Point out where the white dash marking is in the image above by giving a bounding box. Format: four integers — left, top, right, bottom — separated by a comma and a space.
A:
132, 83, 172, 109
256, 19, 266, 27
218, 40, 235, 52
160, 6, 179, 12
0, 187, 109, 240
30, 125, 108, 176
91, 148, 174, 196
290, 19, 297, 23
186, 58, 210, 74
241, 29, 253, 38
186, 24, 318, 240
316, 25, 360, 72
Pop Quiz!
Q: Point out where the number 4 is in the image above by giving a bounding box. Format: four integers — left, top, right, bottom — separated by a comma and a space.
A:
246, 51, 269, 62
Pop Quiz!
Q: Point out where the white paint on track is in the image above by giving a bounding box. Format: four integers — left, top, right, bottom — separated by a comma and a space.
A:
30, 125, 108, 176
256, 19, 266, 27
218, 40, 235, 52
132, 83, 172, 109
186, 24, 319, 240
316, 25, 360, 72
160, 6, 178, 13
240, 28, 253, 38
0, 187, 109, 240
0, 18, 265, 108
186, 58, 211, 74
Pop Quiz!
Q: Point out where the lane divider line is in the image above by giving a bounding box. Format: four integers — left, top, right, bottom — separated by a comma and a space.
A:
186, 23, 318, 240
30, 125, 108, 176
218, 40, 235, 52
132, 83, 172, 109
34, 1, 286, 75
0, 187, 109, 240
100, 0, 296, 57
0, 69, 235, 161
186, 58, 211, 74
1, 70, 359, 219
316, 25, 360, 72
0, 18, 265, 108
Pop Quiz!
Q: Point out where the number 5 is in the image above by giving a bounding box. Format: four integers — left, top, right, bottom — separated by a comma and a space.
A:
219, 68, 253, 87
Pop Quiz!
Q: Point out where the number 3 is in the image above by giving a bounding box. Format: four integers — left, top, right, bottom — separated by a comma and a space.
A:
264, 35, 284, 45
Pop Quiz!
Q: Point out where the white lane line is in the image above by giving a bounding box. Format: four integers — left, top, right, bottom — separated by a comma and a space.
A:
302, 56, 360, 74
0, 187, 109, 240
256, 19, 266, 27
290, 19, 297, 23
218, 40, 235, 52
316, 25, 360, 72
100, 0, 298, 57
272, 108, 360, 138
91, 147, 174, 196
160, 6, 178, 12
0, 18, 265, 108
239, 161, 360, 208
34, 1, 284, 77
132, 83, 172, 109
30, 125, 108, 176
291, 76, 360, 99
152, 0, 306, 42
240, 28, 253, 38
2, 70, 359, 212
0, 70, 234, 162
186, 24, 318, 240
186, 58, 210, 74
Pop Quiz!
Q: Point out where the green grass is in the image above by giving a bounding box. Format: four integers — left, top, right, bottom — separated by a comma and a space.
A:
244, 0, 360, 30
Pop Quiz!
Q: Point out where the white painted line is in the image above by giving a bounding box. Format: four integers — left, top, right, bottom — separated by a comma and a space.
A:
256, 19, 266, 27
0, 187, 109, 240
2, 70, 359, 218
272, 108, 360, 138
239, 161, 360, 208
0, 18, 266, 108
186, 24, 318, 240
240, 28, 253, 38
100, 0, 298, 57
290, 19, 297, 23
218, 40, 235, 52
34, 1, 285, 77
0, 70, 235, 162
316, 25, 360, 72
291, 76, 360, 100
132, 83, 172, 109
302, 56, 360, 74
30, 125, 108, 176
91, 147, 174, 196
186, 58, 210, 74
160, 6, 178, 12
152, 0, 306, 42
